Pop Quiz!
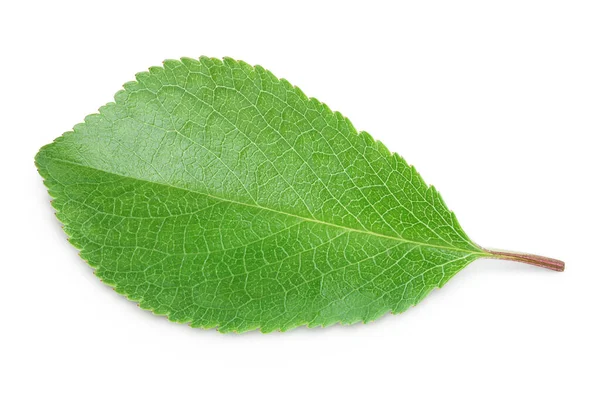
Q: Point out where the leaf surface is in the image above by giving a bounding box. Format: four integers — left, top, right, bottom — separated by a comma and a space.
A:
36, 57, 517, 332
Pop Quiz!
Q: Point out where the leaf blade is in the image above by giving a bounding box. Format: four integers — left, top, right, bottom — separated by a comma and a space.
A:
36, 57, 486, 332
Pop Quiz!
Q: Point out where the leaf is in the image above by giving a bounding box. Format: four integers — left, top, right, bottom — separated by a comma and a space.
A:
35, 57, 564, 333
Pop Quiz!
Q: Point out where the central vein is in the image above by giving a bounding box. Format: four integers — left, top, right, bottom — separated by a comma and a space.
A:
48, 157, 488, 257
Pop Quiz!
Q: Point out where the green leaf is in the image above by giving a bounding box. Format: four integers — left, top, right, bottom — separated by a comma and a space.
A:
35, 57, 563, 332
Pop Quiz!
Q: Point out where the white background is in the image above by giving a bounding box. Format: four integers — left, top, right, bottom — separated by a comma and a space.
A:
1, 1, 598, 399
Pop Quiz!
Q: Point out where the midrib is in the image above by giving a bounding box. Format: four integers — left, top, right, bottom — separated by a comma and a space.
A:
44, 156, 487, 257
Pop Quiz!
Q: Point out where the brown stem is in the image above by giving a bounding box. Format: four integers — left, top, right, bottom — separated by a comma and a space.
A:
486, 249, 565, 272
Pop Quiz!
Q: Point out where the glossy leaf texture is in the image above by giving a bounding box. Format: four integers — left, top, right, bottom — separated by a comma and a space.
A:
37, 57, 498, 332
